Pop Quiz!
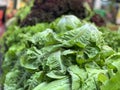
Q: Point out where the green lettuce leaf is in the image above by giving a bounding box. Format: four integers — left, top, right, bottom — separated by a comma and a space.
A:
59, 24, 103, 48
50, 15, 81, 33
33, 77, 70, 90
67, 65, 87, 90
101, 71, 120, 90
25, 71, 44, 90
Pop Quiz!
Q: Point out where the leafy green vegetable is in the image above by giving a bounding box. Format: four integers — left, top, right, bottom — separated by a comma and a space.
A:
4, 70, 21, 90
67, 65, 84, 90
50, 15, 81, 33
1, 15, 120, 90
25, 71, 44, 90
101, 71, 120, 90
100, 27, 120, 52
33, 77, 70, 90
59, 24, 103, 48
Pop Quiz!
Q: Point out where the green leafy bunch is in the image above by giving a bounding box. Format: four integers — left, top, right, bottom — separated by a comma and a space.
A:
1, 15, 120, 90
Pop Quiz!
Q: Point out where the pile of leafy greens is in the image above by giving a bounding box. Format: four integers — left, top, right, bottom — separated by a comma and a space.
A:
99, 27, 120, 52
1, 15, 120, 90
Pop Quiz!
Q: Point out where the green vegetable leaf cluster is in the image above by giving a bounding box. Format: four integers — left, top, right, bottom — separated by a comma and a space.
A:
1, 15, 120, 90
99, 27, 120, 52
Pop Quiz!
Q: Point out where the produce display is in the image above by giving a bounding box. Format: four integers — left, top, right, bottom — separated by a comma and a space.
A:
1, 14, 120, 90
1, 0, 120, 90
